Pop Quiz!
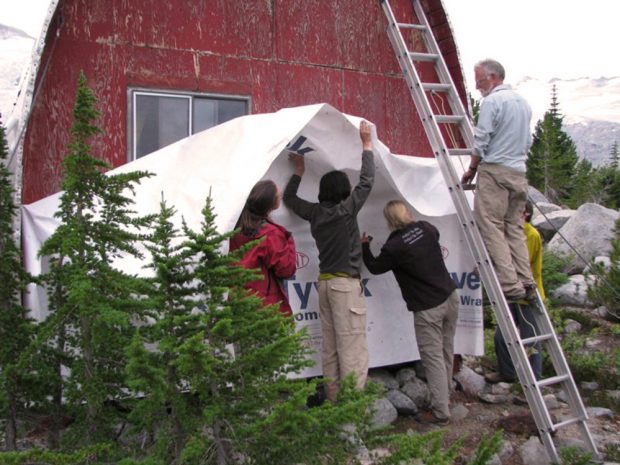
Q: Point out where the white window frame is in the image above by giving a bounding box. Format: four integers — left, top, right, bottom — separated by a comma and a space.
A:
128, 88, 251, 161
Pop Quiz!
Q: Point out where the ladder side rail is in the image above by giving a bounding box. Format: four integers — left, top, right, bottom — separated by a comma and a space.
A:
529, 292, 600, 460
530, 300, 592, 422
410, 1, 470, 118
381, 1, 603, 461
529, 295, 600, 457
410, 0, 475, 148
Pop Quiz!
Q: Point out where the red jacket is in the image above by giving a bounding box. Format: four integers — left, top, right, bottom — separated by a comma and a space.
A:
229, 220, 297, 316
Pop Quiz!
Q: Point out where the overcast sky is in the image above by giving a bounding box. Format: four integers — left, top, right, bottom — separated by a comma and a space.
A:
2, 0, 619, 85
442, 0, 620, 87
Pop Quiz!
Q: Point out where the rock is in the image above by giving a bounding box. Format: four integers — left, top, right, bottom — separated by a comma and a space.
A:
585, 255, 612, 272
553, 276, 593, 307
605, 390, 620, 402
486, 454, 502, 465
495, 412, 538, 436
368, 369, 399, 391
385, 389, 418, 416
580, 381, 599, 390
370, 397, 398, 429
585, 338, 602, 349
450, 403, 469, 422
519, 436, 552, 465
532, 208, 575, 241
563, 318, 583, 333
498, 440, 514, 461
543, 394, 562, 410
453, 366, 486, 396
528, 186, 549, 204
586, 407, 614, 419
400, 377, 430, 408
490, 382, 513, 395
547, 203, 620, 274
594, 306, 610, 318
557, 390, 569, 403
531, 201, 561, 216
479, 392, 512, 404
395, 367, 417, 387
412, 359, 426, 381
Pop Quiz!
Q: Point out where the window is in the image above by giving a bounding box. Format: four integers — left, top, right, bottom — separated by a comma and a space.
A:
130, 90, 250, 160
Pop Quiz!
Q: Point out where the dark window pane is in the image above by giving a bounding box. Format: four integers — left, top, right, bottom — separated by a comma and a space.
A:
135, 94, 189, 158
192, 98, 248, 134
192, 99, 217, 133
218, 99, 247, 124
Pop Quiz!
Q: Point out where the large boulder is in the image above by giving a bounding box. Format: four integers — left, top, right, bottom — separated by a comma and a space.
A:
532, 201, 563, 217
532, 208, 576, 241
552, 275, 594, 307
528, 186, 548, 204
547, 203, 619, 274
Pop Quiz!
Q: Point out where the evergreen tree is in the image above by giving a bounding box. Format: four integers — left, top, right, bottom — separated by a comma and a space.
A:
596, 163, 620, 210
526, 85, 579, 203
125, 195, 378, 465
0, 118, 37, 450
36, 71, 153, 444
610, 140, 619, 169
588, 218, 620, 319
567, 158, 600, 207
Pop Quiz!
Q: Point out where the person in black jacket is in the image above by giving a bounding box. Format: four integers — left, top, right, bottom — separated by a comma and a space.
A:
284, 120, 375, 403
362, 200, 458, 425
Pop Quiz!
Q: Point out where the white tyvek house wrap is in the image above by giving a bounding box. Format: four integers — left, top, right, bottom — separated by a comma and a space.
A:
21, 103, 482, 377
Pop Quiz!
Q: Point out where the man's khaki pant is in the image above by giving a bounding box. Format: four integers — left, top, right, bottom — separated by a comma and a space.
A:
474, 163, 534, 295
413, 290, 459, 420
317, 277, 368, 402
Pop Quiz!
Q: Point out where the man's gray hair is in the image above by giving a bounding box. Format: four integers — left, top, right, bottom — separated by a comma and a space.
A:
475, 59, 505, 80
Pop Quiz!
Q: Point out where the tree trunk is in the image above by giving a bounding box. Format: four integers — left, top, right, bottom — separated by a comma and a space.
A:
167, 363, 185, 464
80, 314, 98, 441
5, 389, 17, 450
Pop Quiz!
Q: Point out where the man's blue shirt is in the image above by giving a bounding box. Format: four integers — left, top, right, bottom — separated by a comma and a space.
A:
474, 84, 532, 172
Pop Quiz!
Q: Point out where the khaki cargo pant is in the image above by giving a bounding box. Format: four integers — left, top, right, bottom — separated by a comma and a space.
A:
317, 276, 368, 402
413, 290, 459, 420
474, 163, 534, 295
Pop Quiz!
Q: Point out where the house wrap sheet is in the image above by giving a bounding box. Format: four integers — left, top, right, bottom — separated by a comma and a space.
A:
21, 103, 483, 377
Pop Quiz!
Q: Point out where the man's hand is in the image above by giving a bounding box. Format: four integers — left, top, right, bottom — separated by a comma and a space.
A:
289, 152, 305, 177
360, 120, 372, 151
361, 232, 373, 244
461, 169, 476, 185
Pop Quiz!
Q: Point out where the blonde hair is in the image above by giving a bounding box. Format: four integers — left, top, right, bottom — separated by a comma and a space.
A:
383, 200, 414, 231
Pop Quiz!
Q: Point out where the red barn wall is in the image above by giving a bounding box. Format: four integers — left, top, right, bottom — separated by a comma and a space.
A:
21, 0, 466, 204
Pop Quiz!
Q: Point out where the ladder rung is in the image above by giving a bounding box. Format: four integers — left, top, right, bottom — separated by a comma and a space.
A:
537, 374, 570, 388
448, 148, 473, 156
396, 22, 426, 31
434, 115, 464, 124
522, 333, 554, 345
409, 52, 439, 62
553, 416, 584, 430
422, 82, 452, 92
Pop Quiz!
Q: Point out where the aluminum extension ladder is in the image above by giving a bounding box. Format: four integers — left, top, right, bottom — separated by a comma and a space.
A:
378, 0, 601, 462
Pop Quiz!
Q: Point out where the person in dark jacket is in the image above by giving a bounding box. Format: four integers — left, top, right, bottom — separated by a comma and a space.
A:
283, 120, 375, 402
230, 180, 297, 316
362, 200, 458, 425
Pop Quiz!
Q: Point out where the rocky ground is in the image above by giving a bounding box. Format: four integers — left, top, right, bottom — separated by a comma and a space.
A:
360, 308, 620, 465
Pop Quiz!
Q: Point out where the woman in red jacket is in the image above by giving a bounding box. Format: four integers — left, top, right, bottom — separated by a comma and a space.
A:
230, 180, 297, 316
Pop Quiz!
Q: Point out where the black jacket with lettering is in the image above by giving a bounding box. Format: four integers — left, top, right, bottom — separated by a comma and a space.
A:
362, 220, 456, 312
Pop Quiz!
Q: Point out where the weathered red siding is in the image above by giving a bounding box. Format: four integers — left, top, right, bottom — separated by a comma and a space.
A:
21, 0, 466, 203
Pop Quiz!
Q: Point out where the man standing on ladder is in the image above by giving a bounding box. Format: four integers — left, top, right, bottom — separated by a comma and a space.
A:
461, 59, 537, 302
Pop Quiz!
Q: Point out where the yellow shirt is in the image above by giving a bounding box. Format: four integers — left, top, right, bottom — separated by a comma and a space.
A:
524, 222, 545, 300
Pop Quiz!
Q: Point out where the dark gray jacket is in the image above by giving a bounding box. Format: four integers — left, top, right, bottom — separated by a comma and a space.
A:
283, 150, 375, 276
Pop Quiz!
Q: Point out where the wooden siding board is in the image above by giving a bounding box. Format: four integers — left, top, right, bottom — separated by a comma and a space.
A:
21, 0, 465, 203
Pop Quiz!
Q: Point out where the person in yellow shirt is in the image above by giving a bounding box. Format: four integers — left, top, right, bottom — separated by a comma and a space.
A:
486, 200, 544, 383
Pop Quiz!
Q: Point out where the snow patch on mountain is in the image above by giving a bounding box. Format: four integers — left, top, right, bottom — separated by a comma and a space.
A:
0, 24, 34, 120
